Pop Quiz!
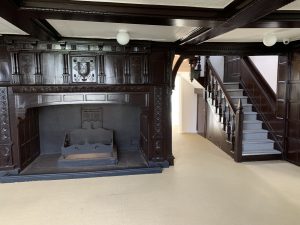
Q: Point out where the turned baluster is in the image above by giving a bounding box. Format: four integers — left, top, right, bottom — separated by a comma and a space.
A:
215, 82, 219, 112
218, 89, 223, 122
226, 108, 232, 141
222, 101, 227, 131
207, 69, 211, 99
211, 73, 215, 104
234, 99, 244, 162
231, 114, 236, 150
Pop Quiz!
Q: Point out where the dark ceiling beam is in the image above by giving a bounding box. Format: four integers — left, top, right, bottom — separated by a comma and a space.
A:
175, 42, 289, 56
0, 0, 60, 41
179, 0, 295, 45
18, 0, 225, 27
177, 0, 251, 44
244, 11, 300, 28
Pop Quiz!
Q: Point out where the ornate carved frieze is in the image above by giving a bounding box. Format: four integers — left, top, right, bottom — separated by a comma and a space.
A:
12, 85, 151, 93
0, 87, 12, 168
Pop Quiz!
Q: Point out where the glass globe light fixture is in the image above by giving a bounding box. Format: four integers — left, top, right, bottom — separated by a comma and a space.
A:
263, 33, 277, 47
116, 30, 130, 45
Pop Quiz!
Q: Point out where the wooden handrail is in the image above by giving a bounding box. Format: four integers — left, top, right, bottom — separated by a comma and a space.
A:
207, 59, 236, 114
241, 56, 276, 111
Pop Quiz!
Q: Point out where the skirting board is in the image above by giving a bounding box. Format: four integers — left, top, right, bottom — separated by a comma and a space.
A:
0, 167, 162, 183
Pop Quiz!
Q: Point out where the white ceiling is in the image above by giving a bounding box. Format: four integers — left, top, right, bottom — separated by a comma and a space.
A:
0, 17, 28, 35
207, 28, 300, 42
279, 0, 300, 10
47, 19, 196, 41
73, 0, 234, 8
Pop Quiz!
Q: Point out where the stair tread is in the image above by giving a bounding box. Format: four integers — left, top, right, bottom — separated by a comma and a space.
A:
234, 103, 252, 106
243, 139, 274, 144
223, 82, 240, 84
242, 149, 281, 156
229, 96, 248, 99
243, 129, 268, 133
243, 112, 257, 114
243, 120, 263, 123
226, 89, 243, 91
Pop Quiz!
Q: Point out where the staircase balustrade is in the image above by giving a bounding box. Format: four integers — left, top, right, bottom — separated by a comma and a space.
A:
205, 58, 243, 161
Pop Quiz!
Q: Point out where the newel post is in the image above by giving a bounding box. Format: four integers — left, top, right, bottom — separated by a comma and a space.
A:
234, 99, 243, 162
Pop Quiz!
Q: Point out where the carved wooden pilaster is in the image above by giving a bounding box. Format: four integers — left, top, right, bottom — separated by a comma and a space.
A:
0, 87, 13, 169
124, 55, 130, 84
98, 54, 106, 84
11, 52, 21, 84
34, 52, 42, 84
143, 55, 149, 84
62, 53, 70, 84
151, 86, 164, 162
165, 87, 174, 165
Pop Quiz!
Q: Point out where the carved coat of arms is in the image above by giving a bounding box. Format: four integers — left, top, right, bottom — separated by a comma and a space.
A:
71, 56, 96, 83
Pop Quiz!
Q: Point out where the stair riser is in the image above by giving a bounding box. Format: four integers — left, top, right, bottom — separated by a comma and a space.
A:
244, 114, 257, 120
224, 84, 240, 89
243, 132, 268, 140
227, 90, 244, 97
243, 143, 274, 151
243, 123, 262, 130
231, 98, 248, 105
241, 105, 253, 112
224, 104, 252, 112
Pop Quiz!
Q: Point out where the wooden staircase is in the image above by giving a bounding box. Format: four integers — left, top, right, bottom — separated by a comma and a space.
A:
223, 82, 281, 157
204, 58, 282, 162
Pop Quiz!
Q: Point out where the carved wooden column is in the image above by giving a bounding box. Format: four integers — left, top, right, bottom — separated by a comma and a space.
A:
34, 52, 42, 84
0, 87, 13, 170
62, 53, 70, 84
143, 55, 149, 84
124, 55, 130, 84
165, 87, 174, 165
98, 54, 105, 84
11, 52, 21, 84
149, 86, 165, 165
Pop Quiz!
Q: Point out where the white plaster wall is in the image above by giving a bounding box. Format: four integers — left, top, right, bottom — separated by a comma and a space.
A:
249, 56, 278, 92
172, 72, 203, 133
172, 76, 181, 126
209, 56, 224, 81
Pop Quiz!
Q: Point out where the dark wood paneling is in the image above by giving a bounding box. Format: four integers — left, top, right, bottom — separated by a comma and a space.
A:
18, 108, 40, 170
205, 102, 233, 157
0, 43, 11, 83
286, 51, 300, 165
224, 56, 241, 82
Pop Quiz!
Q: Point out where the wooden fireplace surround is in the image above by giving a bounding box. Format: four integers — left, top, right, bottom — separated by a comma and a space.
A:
0, 38, 174, 173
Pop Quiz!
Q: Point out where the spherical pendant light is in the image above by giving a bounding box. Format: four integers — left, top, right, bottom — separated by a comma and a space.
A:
116, 30, 130, 45
263, 33, 277, 47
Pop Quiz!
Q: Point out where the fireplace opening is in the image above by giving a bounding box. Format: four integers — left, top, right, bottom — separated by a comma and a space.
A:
20, 104, 148, 175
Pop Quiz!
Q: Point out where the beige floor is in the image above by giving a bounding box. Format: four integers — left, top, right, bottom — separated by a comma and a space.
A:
0, 131, 300, 225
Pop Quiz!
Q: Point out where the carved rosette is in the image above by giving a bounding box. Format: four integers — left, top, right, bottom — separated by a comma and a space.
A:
0, 87, 12, 167
152, 87, 164, 161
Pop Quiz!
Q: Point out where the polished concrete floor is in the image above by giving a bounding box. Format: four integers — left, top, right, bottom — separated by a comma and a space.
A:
0, 131, 300, 225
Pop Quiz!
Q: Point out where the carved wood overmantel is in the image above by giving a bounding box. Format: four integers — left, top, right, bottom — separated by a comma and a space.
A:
0, 38, 174, 172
